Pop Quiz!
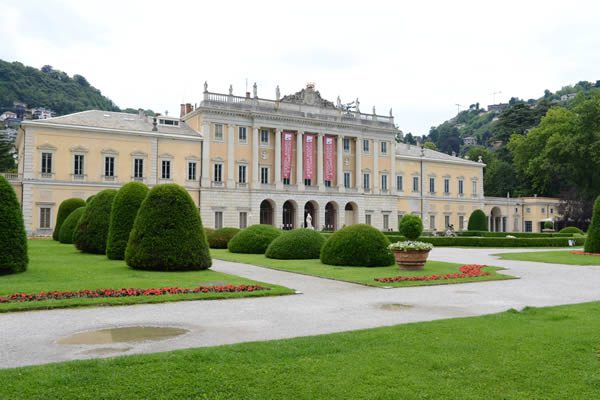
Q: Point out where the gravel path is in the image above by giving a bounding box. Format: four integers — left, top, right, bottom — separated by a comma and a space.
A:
1, 247, 598, 369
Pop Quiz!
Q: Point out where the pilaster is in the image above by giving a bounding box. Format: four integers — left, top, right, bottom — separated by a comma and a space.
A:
373, 139, 379, 194
337, 135, 344, 192
201, 121, 211, 187
355, 137, 362, 193
317, 132, 324, 192
252, 126, 260, 189
296, 131, 305, 191
275, 128, 282, 190
227, 124, 235, 188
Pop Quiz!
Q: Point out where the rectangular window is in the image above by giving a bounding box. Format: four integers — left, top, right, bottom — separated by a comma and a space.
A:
304, 178, 312, 186
458, 179, 464, 195
526, 208, 531, 214
444, 178, 450, 194
472, 180, 478, 195
283, 178, 290, 185
365, 214, 372, 225
344, 172, 351, 188
343, 138, 351, 152
39, 207, 51, 229
187, 162, 197, 180
363, 139, 370, 153
429, 177, 436, 193
260, 129, 269, 145
261, 167, 269, 184
41, 152, 53, 174
363, 173, 370, 190
550, 208, 554, 214
238, 127, 247, 143
525, 221, 533, 232
214, 124, 223, 141
541, 207, 545, 214
73, 154, 84, 176
214, 211, 223, 229
413, 176, 419, 192
104, 156, 115, 177
396, 175, 403, 191
161, 160, 171, 180
324, 180, 332, 187
238, 165, 247, 183
429, 215, 436, 230
459, 215, 465, 230
239, 212, 247, 229
381, 174, 388, 191
134, 159, 144, 179
380, 141, 387, 154
214, 163, 223, 182
445, 215, 450, 228
383, 214, 389, 230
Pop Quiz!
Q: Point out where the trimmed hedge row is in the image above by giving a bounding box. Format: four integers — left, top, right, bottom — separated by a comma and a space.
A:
383, 235, 585, 247
52, 198, 86, 241
456, 231, 575, 238
58, 207, 85, 244
266, 229, 325, 259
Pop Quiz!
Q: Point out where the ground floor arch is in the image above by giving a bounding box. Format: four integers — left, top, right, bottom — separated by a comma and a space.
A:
303, 201, 318, 229
489, 206, 505, 232
344, 202, 358, 226
324, 201, 338, 231
259, 199, 275, 226
283, 200, 297, 230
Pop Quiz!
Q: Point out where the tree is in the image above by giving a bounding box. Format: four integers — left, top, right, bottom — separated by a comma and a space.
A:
52, 198, 86, 241
557, 188, 594, 230
73, 189, 117, 254
0, 137, 16, 171
403, 132, 417, 145
0, 176, 27, 274
484, 159, 518, 197
468, 209, 487, 231
423, 141, 437, 150
584, 196, 600, 253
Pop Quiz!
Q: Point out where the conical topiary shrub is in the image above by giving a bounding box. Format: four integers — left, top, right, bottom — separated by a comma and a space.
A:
320, 224, 394, 267
58, 206, 85, 244
584, 195, 600, 253
125, 184, 212, 271
73, 189, 117, 254
106, 182, 149, 260
52, 198, 86, 240
0, 176, 28, 274
468, 209, 488, 231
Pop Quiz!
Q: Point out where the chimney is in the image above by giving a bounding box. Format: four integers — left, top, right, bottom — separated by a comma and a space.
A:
185, 103, 193, 114
246, 92, 251, 99
180, 104, 186, 118
152, 117, 158, 132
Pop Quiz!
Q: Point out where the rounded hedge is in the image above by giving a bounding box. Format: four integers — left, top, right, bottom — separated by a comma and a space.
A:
543, 221, 554, 230
125, 184, 212, 271
468, 209, 488, 231
73, 189, 117, 254
0, 176, 28, 274
399, 214, 423, 240
207, 227, 240, 249
227, 224, 281, 254
320, 224, 394, 267
52, 198, 86, 241
58, 206, 85, 244
559, 226, 584, 235
266, 229, 325, 259
86, 195, 95, 204
106, 182, 149, 260
584, 195, 600, 253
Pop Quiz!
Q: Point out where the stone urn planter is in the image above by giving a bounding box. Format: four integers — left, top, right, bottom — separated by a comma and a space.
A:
388, 241, 434, 270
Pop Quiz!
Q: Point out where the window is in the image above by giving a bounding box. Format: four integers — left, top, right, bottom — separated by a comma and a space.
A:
104, 156, 115, 178
429, 177, 435, 193
458, 179, 464, 195
429, 215, 436, 230
239, 212, 247, 229
343, 138, 350, 152
214, 124, 223, 141
73, 154, 84, 177
444, 178, 450, 194
383, 214, 389, 230
238, 165, 247, 183
413, 176, 419, 192
213, 163, 223, 182
159, 119, 179, 126
525, 221, 533, 232
344, 172, 351, 188
381, 174, 388, 191
550, 208, 554, 214
363, 173, 370, 190
526, 208, 531, 214
380, 141, 387, 154
541, 207, 545, 214
324, 180, 332, 187
260, 167, 269, 184
134, 158, 144, 179
445, 215, 450, 228
214, 211, 223, 229
260, 129, 269, 145
365, 214, 372, 225
187, 162, 197, 180
396, 175, 403, 191
161, 160, 171, 180
238, 127, 247, 143
472, 180, 478, 195
397, 214, 404, 229
363, 139, 370, 153
39, 207, 51, 229
283, 178, 290, 185
459, 215, 465, 230
41, 152, 53, 175
304, 178, 312, 186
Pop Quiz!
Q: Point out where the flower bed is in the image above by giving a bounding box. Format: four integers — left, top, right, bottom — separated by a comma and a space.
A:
570, 250, 600, 256
375, 264, 490, 283
0, 284, 268, 304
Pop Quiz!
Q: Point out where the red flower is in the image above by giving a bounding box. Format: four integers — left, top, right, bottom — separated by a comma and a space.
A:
375, 264, 490, 283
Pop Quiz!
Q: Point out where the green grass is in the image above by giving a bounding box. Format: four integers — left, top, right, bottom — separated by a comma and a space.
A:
2, 302, 600, 399
496, 250, 600, 266
212, 249, 514, 287
0, 240, 293, 312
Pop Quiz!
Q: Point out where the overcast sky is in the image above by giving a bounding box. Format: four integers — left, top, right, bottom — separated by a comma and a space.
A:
1, 0, 599, 135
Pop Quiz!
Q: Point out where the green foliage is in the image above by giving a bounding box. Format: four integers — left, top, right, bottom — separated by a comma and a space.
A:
52, 198, 86, 241
0, 176, 27, 274
398, 214, 423, 240
543, 221, 554, 230
207, 227, 240, 249
106, 182, 149, 260
559, 226, 584, 235
0, 137, 16, 171
457, 231, 573, 238
320, 224, 394, 267
58, 207, 85, 244
382, 234, 585, 247
125, 184, 211, 271
73, 189, 117, 254
266, 229, 325, 260
423, 141, 437, 150
86, 195, 95, 204
227, 224, 281, 254
584, 196, 600, 253
468, 209, 488, 231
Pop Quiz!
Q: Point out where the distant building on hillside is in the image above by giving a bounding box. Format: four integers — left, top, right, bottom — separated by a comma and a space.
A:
487, 103, 509, 112
560, 93, 577, 102
463, 136, 477, 146
0, 111, 16, 122
31, 108, 54, 120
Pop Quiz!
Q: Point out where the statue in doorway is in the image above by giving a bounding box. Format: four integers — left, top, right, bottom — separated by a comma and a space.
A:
306, 213, 314, 230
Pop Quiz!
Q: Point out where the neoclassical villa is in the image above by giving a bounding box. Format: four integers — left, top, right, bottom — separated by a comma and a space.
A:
5, 83, 559, 235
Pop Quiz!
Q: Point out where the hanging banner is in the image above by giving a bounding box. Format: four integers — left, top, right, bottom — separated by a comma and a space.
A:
303, 134, 315, 180
324, 135, 335, 181
281, 131, 293, 180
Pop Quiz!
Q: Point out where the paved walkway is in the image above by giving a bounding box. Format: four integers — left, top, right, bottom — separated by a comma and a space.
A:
1, 247, 599, 369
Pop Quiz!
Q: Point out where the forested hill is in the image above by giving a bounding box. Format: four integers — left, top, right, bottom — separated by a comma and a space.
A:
0, 60, 120, 115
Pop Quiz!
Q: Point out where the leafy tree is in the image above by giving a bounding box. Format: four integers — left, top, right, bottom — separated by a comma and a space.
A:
484, 159, 518, 197
423, 141, 437, 150
0, 175, 28, 273
0, 137, 16, 171
403, 132, 417, 145
584, 196, 600, 253
557, 188, 594, 231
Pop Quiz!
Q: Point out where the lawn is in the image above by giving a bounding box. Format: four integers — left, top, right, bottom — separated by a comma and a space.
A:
211, 249, 514, 287
496, 250, 600, 266
0, 240, 293, 312
2, 301, 600, 399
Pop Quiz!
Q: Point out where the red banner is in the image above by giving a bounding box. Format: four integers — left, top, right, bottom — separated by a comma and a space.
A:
281, 132, 293, 179
324, 135, 335, 181
303, 134, 315, 180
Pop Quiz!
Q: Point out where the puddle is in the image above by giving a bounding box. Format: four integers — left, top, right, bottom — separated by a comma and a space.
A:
379, 303, 414, 311
454, 290, 477, 294
80, 346, 132, 355
57, 326, 189, 345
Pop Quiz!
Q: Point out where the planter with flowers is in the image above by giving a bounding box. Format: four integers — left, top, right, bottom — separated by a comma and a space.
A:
392, 214, 433, 270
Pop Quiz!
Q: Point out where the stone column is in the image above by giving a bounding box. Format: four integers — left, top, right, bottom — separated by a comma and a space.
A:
296, 131, 304, 191
337, 135, 344, 192
373, 139, 379, 194
390, 140, 396, 195
227, 125, 235, 188
317, 133, 324, 191
201, 121, 210, 187
355, 137, 362, 193
252, 126, 260, 188
275, 128, 282, 190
